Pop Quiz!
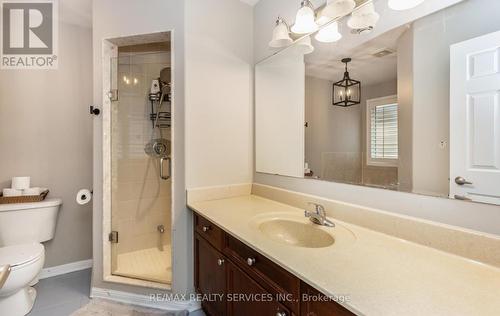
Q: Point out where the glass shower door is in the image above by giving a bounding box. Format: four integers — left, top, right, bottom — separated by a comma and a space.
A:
109, 51, 172, 285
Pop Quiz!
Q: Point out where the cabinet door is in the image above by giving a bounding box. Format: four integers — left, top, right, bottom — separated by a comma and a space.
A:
300, 282, 354, 316
227, 261, 291, 316
195, 233, 227, 316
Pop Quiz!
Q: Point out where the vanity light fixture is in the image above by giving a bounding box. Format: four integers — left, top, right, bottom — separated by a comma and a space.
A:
388, 0, 425, 10
269, 17, 293, 48
332, 58, 361, 107
296, 35, 315, 54
321, 0, 356, 20
347, 2, 379, 30
315, 21, 342, 43
291, 0, 319, 34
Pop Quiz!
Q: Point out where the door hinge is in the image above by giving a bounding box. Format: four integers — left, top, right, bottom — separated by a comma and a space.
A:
108, 89, 118, 101
108, 231, 118, 243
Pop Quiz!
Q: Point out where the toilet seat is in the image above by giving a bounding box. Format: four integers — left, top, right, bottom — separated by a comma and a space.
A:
0, 243, 44, 269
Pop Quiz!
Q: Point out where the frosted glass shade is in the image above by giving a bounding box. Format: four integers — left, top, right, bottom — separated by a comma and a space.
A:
388, 0, 425, 10
297, 36, 315, 54
269, 19, 293, 48
347, 2, 380, 29
321, 0, 356, 19
291, 3, 319, 34
315, 22, 342, 43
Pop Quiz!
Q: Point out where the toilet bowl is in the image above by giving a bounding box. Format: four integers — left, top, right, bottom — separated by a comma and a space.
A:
0, 243, 45, 316
0, 198, 61, 316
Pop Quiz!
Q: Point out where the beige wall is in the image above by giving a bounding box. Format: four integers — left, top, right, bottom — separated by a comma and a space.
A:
397, 28, 414, 192
185, 0, 254, 188
0, 0, 93, 267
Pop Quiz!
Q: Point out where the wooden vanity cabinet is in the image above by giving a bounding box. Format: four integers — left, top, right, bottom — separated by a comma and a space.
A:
193, 213, 355, 316
194, 234, 227, 316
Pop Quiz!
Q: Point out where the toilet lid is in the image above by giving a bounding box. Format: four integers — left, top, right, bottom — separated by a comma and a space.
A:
0, 243, 44, 267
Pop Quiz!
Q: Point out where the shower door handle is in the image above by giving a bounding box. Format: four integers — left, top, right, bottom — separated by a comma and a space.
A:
160, 157, 171, 180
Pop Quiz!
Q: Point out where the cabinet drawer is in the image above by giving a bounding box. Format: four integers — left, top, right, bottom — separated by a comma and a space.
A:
194, 213, 224, 250
223, 234, 300, 314
227, 260, 292, 316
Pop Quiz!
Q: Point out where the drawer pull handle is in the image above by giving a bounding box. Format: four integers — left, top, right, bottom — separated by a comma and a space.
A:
246, 257, 256, 266
276, 312, 287, 316
217, 258, 225, 266
202, 225, 211, 232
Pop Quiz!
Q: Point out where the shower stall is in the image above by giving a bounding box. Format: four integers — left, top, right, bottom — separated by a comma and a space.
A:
104, 32, 173, 287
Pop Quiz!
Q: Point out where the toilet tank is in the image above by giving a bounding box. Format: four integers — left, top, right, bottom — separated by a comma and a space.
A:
0, 198, 62, 246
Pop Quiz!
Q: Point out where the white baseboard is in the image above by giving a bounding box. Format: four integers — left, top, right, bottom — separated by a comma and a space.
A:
91, 287, 201, 312
40, 259, 93, 279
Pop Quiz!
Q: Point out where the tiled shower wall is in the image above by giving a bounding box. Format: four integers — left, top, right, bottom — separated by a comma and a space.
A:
111, 52, 171, 258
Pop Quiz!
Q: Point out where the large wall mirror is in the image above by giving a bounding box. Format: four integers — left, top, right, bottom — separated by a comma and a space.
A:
255, 0, 500, 205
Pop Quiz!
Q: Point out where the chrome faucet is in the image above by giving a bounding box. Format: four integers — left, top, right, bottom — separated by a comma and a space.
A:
304, 202, 335, 227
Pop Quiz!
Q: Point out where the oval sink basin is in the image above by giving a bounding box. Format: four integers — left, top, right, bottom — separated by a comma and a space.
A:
259, 219, 335, 248
250, 212, 356, 249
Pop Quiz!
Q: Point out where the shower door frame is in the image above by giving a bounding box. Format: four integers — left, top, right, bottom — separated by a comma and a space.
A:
101, 31, 175, 291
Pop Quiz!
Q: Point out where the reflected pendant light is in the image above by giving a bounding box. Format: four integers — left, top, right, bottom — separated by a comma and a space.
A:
388, 0, 425, 10
315, 21, 342, 43
291, 0, 319, 34
332, 58, 361, 107
269, 17, 293, 48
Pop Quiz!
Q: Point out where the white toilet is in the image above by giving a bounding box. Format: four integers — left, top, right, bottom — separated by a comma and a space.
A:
0, 199, 62, 316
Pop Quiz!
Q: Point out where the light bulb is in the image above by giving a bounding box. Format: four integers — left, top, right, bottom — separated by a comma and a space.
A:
388, 0, 425, 10
315, 21, 342, 43
321, 0, 356, 19
291, 1, 319, 34
347, 2, 379, 29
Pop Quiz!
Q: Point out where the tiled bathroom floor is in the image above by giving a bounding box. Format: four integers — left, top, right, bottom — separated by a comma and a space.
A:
28, 269, 91, 316
27, 267, 203, 316
114, 246, 172, 284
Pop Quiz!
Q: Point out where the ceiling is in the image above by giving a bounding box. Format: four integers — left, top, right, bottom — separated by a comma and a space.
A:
305, 25, 408, 87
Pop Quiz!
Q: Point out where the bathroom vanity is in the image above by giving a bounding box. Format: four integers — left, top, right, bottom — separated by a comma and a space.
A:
193, 212, 353, 316
189, 189, 500, 316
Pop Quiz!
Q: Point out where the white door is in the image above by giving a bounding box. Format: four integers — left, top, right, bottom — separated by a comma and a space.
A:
450, 30, 500, 205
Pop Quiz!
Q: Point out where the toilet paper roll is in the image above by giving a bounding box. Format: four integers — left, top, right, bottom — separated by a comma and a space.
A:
11, 177, 30, 190
3, 188, 23, 197
23, 187, 42, 196
76, 189, 92, 205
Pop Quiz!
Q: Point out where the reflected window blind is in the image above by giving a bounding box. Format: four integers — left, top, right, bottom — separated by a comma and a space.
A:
370, 103, 398, 159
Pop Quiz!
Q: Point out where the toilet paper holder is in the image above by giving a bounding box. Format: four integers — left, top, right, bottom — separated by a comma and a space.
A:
76, 189, 93, 205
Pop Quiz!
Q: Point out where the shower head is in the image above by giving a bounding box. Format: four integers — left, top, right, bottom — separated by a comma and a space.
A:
160, 67, 171, 86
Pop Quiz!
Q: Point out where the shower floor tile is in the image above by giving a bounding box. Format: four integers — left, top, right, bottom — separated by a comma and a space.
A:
114, 246, 172, 284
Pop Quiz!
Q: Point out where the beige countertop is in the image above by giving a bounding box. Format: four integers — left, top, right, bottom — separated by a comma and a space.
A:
188, 195, 500, 316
